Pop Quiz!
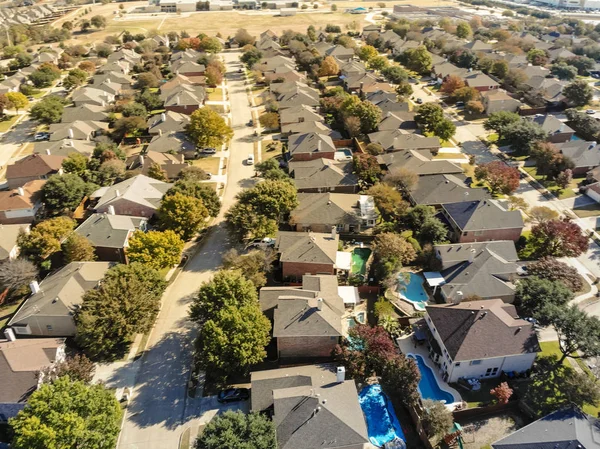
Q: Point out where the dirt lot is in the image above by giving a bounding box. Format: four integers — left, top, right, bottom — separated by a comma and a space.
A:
458, 413, 526, 449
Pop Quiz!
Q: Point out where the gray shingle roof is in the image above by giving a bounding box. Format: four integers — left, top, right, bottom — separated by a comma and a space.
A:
291, 193, 363, 227
91, 174, 172, 212
276, 231, 338, 265
378, 150, 463, 176
409, 174, 490, 206
290, 159, 358, 191
369, 130, 440, 151
289, 133, 336, 156
426, 299, 539, 361
442, 199, 524, 232
75, 214, 146, 249
555, 140, 600, 169
532, 115, 574, 135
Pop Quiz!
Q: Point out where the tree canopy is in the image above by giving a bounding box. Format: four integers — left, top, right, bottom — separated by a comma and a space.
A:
18, 217, 76, 264
187, 107, 233, 149
158, 192, 209, 241
166, 180, 221, 216
528, 218, 588, 258
41, 174, 98, 216
62, 233, 96, 263
195, 410, 276, 449
29, 95, 65, 124
127, 230, 184, 270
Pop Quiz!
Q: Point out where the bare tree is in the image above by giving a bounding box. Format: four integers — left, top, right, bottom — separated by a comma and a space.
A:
0, 258, 38, 304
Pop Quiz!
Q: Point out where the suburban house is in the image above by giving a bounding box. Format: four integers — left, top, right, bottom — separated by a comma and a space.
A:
378, 151, 463, 177
408, 174, 490, 207
34, 140, 96, 158
48, 121, 108, 141
128, 151, 188, 180
288, 132, 337, 161
276, 231, 339, 280
61, 104, 109, 123
279, 104, 323, 127
0, 180, 45, 224
147, 111, 190, 135
368, 130, 441, 153
290, 193, 377, 233
532, 114, 575, 144
8, 262, 112, 337
481, 90, 523, 115
71, 87, 114, 107
431, 240, 524, 303
289, 159, 358, 193
146, 132, 196, 159
170, 60, 206, 76
0, 224, 29, 260
378, 112, 417, 131
161, 85, 206, 114
250, 364, 369, 449
0, 337, 65, 421
6, 154, 64, 189
492, 405, 600, 449
90, 174, 172, 217
75, 213, 147, 263
260, 275, 345, 359
441, 199, 524, 243
464, 71, 500, 92
423, 299, 539, 383
554, 140, 600, 176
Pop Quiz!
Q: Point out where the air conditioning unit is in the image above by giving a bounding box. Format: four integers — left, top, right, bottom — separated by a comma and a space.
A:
12, 324, 32, 335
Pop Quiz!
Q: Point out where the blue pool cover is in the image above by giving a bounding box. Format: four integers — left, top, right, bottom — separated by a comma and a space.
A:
358, 384, 406, 448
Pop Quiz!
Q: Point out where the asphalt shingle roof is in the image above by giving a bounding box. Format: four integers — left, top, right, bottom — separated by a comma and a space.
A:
442, 199, 524, 231
276, 231, 338, 265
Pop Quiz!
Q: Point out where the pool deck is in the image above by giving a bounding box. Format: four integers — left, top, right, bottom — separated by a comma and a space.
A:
396, 335, 463, 408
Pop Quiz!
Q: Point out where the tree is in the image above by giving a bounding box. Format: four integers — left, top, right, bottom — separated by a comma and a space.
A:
421, 399, 454, 438
529, 205, 559, 224
530, 141, 572, 178
490, 382, 513, 404
136, 89, 163, 111
440, 75, 465, 95
474, 161, 520, 195
515, 276, 574, 324
195, 410, 276, 449
158, 192, 208, 241
465, 100, 484, 115
556, 168, 573, 190
366, 143, 384, 155
62, 233, 96, 263
198, 36, 223, 53
369, 56, 389, 71
527, 257, 583, 292
235, 29, 255, 46
508, 195, 528, 212
222, 248, 275, 289
42, 174, 97, 215
240, 47, 262, 68
147, 162, 167, 181
318, 55, 340, 77
112, 116, 147, 140
373, 232, 417, 280
404, 205, 447, 243
415, 103, 446, 135
401, 45, 433, 74
38, 354, 95, 384
396, 82, 413, 98
382, 66, 409, 85
566, 56, 595, 75
6, 92, 28, 113
358, 45, 378, 62
484, 111, 521, 139
78, 60, 96, 74
10, 377, 122, 449
385, 167, 419, 192
502, 120, 547, 154
205, 65, 223, 86
452, 86, 479, 103
353, 153, 382, 187
564, 79, 593, 107
0, 93, 8, 116
456, 22, 472, 39
62, 153, 88, 177
9, 53, 32, 70
29, 95, 65, 124
366, 183, 408, 222
187, 107, 233, 149
177, 166, 210, 182
127, 230, 184, 270
28, 63, 61, 88
259, 111, 279, 129
551, 62, 578, 81
167, 180, 221, 216
0, 258, 37, 304
18, 217, 76, 263
527, 48, 548, 66
121, 102, 147, 118
433, 119, 456, 141
75, 263, 166, 359
491, 60, 509, 79
529, 218, 588, 258
344, 115, 361, 137
548, 304, 600, 365
136, 72, 160, 89
90, 15, 107, 28
380, 355, 421, 407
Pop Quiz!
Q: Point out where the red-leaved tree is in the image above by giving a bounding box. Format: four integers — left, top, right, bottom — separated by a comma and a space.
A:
530, 218, 589, 258
474, 161, 520, 195
490, 382, 513, 404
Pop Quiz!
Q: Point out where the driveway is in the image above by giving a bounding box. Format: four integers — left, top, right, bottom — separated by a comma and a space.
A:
114, 51, 258, 449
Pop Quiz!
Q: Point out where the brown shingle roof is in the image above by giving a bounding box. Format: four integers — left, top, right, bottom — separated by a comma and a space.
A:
6, 154, 64, 180
0, 180, 45, 212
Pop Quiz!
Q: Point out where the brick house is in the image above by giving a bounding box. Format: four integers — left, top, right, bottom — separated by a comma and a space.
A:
6, 154, 64, 189
287, 132, 337, 161
441, 199, 524, 243
481, 90, 523, 115
463, 71, 500, 92
275, 231, 339, 280
0, 180, 45, 224
289, 159, 358, 193
554, 141, 600, 176
532, 115, 575, 144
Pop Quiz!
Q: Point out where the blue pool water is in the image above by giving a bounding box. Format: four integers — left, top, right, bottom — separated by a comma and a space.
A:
397, 273, 429, 311
358, 384, 406, 448
408, 354, 455, 404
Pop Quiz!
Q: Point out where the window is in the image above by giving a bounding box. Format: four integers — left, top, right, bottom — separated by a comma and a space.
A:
492, 367, 499, 375
46, 325, 53, 331
470, 360, 481, 365
463, 232, 468, 236
485, 368, 492, 376
455, 362, 461, 367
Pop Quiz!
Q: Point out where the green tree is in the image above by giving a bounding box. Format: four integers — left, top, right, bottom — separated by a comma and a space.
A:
29, 95, 65, 124
195, 410, 276, 449
62, 152, 88, 177
136, 72, 160, 89
198, 36, 223, 53
527, 256, 583, 292
502, 120, 547, 154
167, 180, 221, 216
62, 233, 96, 263
28, 63, 61, 88
456, 22, 472, 39
433, 119, 456, 141
75, 263, 166, 359
38, 354, 95, 385
177, 166, 210, 182
358, 45, 378, 62
121, 102, 148, 118
112, 116, 147, 140
373, 232, 417, 280
564, 79, 594, 107
18, 217, 76, 263
10, 377, 122, 449
382, 65, 409, 85
551, 62, 578, 81
404, 205, 447, 243
222, 248, 275, 289
547, 304, 600, 365
147, 162, 167, 181
136, 89, 163, 110
491, 60, 509, 79
353, 153, 382, 187
240, 47, 262, 68
421, 399, 454, 438
527, 48, 548, 66
187, 107, 233, 148
259, 111, 279, 129
158, 192, 209, 240
127, 230, 184, 270
484, 111, 521, 139
366, 183, 408, 222
415, 103, 444, 134
401, 45, 432, 74
6, 91, 28, 113
515, 276, 574, 324
42, 174, 97, 215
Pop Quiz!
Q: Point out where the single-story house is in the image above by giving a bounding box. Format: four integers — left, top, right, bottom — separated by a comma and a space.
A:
378, 151, 463, 177
532, 114, 575, 144
378, 112, 417, 131
279, 104, 323, 126
8, 262, 112, 337
424, 299, 539, 383
146, 132, 196, 159
289, 159, 358, 193
0, 180, 45, 224
6, 154, 64, 189
408, 174, 490, 207
481, 90, 523, 115
555, 140, 600, 176
288, 132, 337, 161
34, 140, 96, 158
368, 130, 441, 153
441, 199, 524, 243
464, 71, 500, 92
276, 231, 339, 280
48, 120, 108, 141
128, 151, 187, 180
147, 111, 190, 135
290, 193, 376, 233
61, 104, 109, 123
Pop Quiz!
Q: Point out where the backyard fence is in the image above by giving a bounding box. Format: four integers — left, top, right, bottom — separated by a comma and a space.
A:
452, 400, 518, 421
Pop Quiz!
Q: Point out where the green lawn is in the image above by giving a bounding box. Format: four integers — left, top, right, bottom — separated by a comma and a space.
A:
206, 88, 224, 102
449, 379, 497, 408
573, 203, 600, 218
0, 301, 22, 331
0, 115, 20, 133
523, 166, 581, 199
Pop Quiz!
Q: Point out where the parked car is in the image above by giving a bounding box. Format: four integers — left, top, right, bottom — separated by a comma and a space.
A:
201, 147, 217, 154
34, 132, 50, 141
247, 237, 275, 249
416, 98, 423, 104
217, 388, 250, 403
246, 120, 254, 127
586, 109, 596, 115
455, 101, 465, 108
247, 154, 254, 165
427, 80, 437, 86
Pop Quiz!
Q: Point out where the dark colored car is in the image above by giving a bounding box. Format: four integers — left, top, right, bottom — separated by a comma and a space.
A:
217, 388, 250, 403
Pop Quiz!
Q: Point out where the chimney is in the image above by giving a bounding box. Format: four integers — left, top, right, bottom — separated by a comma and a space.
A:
30, 280, 40, 295
17, 187, 24, 196
331, 226, 336, 239
139, 155, 144, 166
68, 128, 74, 138
317, 140, 322, 152
4, 328, 16, 342
161, 112, 166, 122
468, 248, 476, 263
336, 366, 346, 383
115, 189, 121, 198
46, 149, 51, 155
158, 129, 162, 136
393, 136, 399, 148
108, 205, 115, 215
317, 298, 323, 311
359, 81, 364, 95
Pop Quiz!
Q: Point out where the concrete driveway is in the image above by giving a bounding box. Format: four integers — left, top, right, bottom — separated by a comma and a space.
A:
561, 194, 596, 209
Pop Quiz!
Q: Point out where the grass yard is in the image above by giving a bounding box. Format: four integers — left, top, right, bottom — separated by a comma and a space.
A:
573, 203, 600, 218
192, 157, 220, 175
450, 378, 497, 408
523, 166, 581, 199
0, 114, 20, 133
206, 88, 224, 102
262, 141, 282, 161
207, 104, 225, 114
0, 300, 23, 331
201, 182, 218, 191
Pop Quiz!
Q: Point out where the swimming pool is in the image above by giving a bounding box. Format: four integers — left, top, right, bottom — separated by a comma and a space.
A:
358, 384, 406, 448
335, 149, 353, 161
397, 273, 429, 311
351, 248, 372, 276
408, 354, 455, 404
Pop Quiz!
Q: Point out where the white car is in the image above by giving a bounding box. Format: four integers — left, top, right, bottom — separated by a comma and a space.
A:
247, 154, 254, 165
586, 109, 596, 115
247, 237, 275, 249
